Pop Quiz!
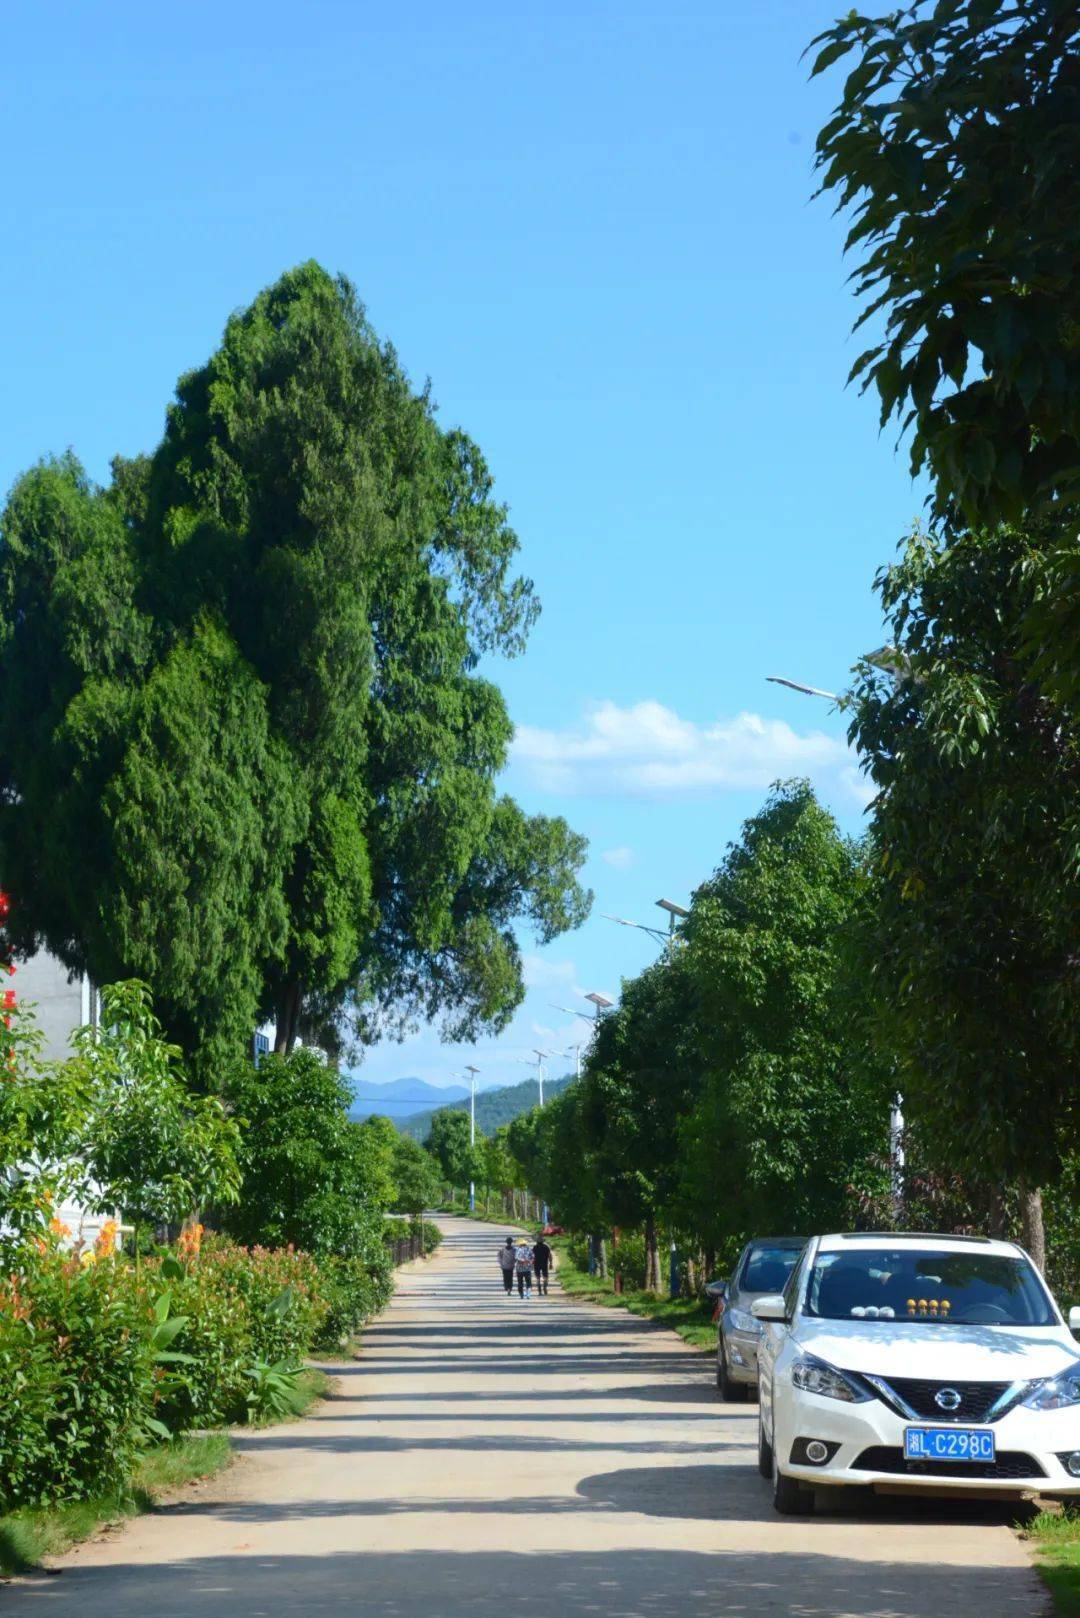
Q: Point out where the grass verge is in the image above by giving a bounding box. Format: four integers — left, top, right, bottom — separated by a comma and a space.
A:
550, 1237, 716, 1351
1021, 1509, 1080, 1616
0, 1434, 232, 1579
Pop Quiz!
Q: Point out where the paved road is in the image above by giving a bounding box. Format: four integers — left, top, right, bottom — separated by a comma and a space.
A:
8, 1217, 1044, 1616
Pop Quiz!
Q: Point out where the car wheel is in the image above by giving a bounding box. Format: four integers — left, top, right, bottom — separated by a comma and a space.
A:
757, 1404, 773, 1479
716, 1342, 746, 1403
772, 1453, 813, 1516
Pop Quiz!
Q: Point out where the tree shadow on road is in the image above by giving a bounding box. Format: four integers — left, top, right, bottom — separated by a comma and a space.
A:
3, 1544, 1043, 1618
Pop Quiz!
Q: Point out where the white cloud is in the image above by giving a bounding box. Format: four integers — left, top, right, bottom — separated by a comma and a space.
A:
521, 954, 581, 994
841, 764, 876, 809
602, 845, 635, 870
513, 699, 859, 801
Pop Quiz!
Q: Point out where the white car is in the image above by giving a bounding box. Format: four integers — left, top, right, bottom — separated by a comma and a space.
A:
754, 1231, 1080, 1515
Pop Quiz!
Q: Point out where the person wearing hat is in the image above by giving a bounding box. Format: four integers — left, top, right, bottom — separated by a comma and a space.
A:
514, 1238, 535, 1299
497, 1235, 517, 1296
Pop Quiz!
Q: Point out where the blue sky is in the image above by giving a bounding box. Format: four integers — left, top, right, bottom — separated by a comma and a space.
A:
3, 1, 920, 1097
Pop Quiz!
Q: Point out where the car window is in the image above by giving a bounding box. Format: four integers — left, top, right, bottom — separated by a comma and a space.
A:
782, 1250, 807, 1318
741, 1244, 802, 1294
804, 1249, 1055, 1326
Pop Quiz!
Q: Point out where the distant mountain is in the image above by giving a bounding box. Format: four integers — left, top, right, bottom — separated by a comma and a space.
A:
348, 1076, 470, 1121
397, 1073, 575, 1141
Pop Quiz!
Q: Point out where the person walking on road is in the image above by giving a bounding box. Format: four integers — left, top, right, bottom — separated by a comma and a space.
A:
515, 1239, 535, 1299
497, 1236, 517, 1296
533, 1235, 552, 1296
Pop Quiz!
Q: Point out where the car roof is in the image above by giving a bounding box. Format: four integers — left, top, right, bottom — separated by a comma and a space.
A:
815, 1231, 1024, 1258
744, 1236, 806, 1248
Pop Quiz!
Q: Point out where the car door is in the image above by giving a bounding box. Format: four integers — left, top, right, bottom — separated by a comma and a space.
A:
758, 1248, 806, 1440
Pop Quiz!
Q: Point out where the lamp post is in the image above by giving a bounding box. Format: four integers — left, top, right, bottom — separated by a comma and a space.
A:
766, 668, 905, 1210
532, 1049, 548, 1107
465, 1064, 480, 1213
583, 993, 614, 1277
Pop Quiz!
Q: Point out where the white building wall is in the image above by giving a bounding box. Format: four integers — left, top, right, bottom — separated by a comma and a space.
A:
15, 950, 111, 1248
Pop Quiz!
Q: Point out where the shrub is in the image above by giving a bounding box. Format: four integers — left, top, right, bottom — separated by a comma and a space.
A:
607, 1231, 648, 1290
152, 1238, 327, 1429
314, 1243, 395, 1351
0, 1245, 155, 1511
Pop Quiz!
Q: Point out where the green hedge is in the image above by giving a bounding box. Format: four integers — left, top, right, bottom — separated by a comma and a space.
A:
0, 1227, 394, 1514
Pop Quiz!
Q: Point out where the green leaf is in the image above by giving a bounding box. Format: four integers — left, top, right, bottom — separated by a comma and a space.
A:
810, 37, 856, 78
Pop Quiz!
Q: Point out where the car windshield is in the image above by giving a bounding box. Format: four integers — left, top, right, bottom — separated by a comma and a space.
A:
804, 1249, 1055, 1326
741, 1245, 802, 1294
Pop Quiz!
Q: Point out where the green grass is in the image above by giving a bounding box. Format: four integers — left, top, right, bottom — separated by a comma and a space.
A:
1022, 1508, 1080, 1616
550, 1237, 717, 1351
0, 1434, 232, 1579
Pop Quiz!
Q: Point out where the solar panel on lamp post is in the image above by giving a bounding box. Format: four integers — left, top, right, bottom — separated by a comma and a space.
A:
601, 897, 688, 949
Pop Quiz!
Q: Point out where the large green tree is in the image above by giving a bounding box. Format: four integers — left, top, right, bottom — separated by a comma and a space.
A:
846, 523, 1080, 1262
0, 265, 590, 1072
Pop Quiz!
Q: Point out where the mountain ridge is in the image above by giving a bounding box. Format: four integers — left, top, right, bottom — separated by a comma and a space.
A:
396, 1072, 575, 1141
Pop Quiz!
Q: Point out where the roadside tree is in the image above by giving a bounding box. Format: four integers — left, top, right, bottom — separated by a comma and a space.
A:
223, 1047, 388, 1258
846, 524, 1080, 1263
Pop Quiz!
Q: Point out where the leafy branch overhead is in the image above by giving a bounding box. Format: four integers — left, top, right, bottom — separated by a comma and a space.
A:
810, 0, 1080, 530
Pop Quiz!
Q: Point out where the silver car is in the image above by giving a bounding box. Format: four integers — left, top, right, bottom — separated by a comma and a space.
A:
710, 1236, 805, 1401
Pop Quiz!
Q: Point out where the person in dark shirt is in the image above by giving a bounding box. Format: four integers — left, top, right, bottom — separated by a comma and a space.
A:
533, 1236, 553, 1295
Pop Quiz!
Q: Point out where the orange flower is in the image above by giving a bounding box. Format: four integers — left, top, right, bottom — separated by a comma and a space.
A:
177, 1221, 204, 1260
48, 1217, 72, 1241
95, 1219, 118, 1258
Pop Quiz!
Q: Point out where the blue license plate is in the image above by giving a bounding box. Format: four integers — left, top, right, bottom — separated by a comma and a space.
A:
904, 1426, 995, 1462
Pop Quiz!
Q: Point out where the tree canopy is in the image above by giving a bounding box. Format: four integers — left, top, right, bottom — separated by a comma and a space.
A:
0, 264, 590, 1073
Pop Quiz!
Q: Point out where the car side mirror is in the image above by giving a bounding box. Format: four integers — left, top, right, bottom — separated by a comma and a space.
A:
704, 1279, 729, 1300
751, 1293, 788, 1323
1069, 1305, 1080, 1337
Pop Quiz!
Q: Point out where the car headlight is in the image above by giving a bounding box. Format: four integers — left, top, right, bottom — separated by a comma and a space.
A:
727, 1307, 761, 1336
791, 1354, 872, 1403
1023, 1361, 1080, 1411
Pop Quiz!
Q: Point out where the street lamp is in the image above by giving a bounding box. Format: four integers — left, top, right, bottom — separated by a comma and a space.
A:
766, 674, 839, 701
602, 897, 689, 949
465, 1064, 480, 1212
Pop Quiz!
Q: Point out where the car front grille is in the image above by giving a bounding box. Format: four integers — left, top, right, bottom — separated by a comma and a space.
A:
853, 1446, 1045, 1481
873, 1377, 1013, 1423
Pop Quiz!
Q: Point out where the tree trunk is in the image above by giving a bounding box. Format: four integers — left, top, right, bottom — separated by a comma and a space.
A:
274, 981, 302, 1054
644, 1213, 660, 1294
982, 1181, 1010, 1238
596, 1237, 608, 1279
1019, 1181, 1046, 1272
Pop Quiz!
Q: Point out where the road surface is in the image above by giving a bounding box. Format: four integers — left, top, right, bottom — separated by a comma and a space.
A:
6, 1216, 1045, 1617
